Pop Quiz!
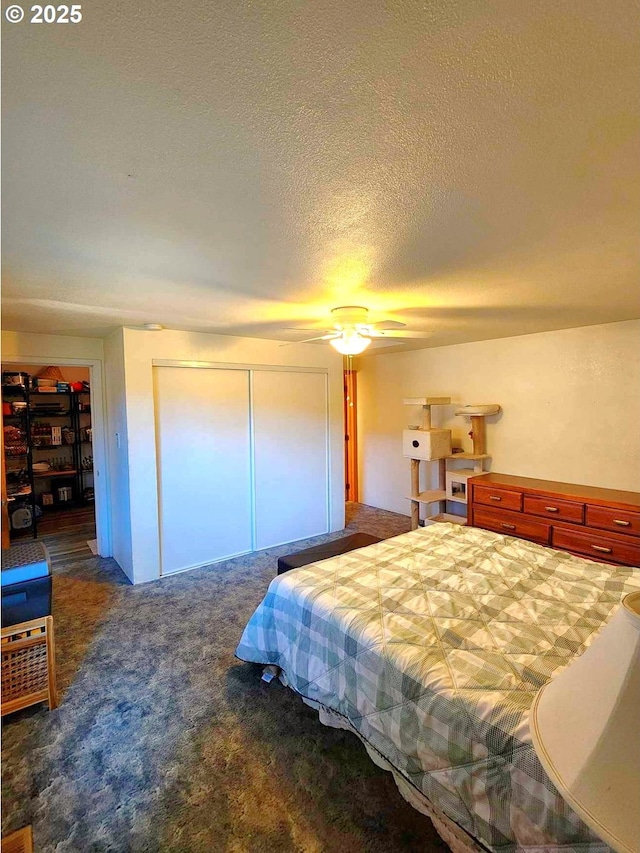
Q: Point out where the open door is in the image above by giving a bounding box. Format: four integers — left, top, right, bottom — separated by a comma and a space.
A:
344, 369, 358, 502
1, 419, 11, 548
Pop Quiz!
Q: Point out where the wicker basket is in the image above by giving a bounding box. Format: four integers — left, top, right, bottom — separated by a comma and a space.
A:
1, 616, 58, 716
36, 365, 65, 381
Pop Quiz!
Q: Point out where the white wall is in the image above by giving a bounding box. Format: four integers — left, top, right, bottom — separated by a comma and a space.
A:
119, 328, 345, 583
103, 329, 133, 581
357, 320, 640, 516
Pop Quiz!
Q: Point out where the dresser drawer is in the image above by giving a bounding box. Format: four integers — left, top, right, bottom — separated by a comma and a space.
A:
585, 505, 640, 537
552, 526, 640, 566
523, 495, 584, 524
474, 486, 522, 512
474, 507, 551, 545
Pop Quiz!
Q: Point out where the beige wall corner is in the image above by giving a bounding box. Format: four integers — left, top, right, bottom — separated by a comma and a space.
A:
357, 320, 640, 515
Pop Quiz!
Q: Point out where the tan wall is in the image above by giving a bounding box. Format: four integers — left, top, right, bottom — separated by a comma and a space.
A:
357, 320, 640, 516
2, 331, 103, 362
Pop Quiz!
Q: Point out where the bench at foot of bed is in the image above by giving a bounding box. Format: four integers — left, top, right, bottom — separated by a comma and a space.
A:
276, 532, 382, 575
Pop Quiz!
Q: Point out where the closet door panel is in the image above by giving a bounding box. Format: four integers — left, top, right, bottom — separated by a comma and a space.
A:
253, 370, 329, 549
154, 367, 251, 574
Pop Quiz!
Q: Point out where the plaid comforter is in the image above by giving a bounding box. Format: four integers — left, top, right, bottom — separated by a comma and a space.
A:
236, 523, 640, 852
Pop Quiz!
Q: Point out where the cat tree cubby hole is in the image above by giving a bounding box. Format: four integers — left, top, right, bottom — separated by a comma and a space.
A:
445, 468, 477, 504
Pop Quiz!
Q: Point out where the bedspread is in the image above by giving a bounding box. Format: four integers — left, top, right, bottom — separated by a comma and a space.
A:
236, 523, 640, 852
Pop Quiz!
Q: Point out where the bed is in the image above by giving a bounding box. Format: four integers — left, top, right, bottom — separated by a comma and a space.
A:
235, 523, 640, 853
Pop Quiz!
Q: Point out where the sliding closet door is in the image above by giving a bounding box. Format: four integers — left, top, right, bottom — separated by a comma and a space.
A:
154, 367, 251, 574
252, 370, 329, 550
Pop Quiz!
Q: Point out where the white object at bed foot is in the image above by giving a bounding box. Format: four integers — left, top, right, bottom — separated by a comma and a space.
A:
261, 665, 280, 684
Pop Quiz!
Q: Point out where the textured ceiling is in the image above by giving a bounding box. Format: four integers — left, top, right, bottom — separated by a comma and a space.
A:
2, 0, 639, 352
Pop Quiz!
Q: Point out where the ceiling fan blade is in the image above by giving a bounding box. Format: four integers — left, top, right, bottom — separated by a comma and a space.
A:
368, 329, 434, 339
368, 320, 406, 330
368, 338, 409, 348
283, 327, 336, 333
279, 333, 339, 346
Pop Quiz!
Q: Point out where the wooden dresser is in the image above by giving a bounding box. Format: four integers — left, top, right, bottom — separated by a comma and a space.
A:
468, 473, 640, 567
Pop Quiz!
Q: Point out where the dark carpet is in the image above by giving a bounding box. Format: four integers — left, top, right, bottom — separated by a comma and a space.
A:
2, 504, 450, 853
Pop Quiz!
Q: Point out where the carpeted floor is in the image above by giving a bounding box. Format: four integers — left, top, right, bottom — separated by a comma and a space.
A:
2, 504, 450, 853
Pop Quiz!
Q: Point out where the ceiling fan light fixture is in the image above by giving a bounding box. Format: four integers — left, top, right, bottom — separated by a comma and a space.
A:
329, 330, 371, 355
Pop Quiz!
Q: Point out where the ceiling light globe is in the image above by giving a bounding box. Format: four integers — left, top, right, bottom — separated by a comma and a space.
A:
330, 333, 371, 355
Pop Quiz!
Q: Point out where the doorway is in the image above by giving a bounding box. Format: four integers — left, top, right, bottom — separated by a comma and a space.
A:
344, 369, 358, 502
1, 360, 108, 556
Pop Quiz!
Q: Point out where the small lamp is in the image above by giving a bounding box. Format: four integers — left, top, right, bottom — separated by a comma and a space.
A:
530, 590, 640, 853
329, 330, 371, 355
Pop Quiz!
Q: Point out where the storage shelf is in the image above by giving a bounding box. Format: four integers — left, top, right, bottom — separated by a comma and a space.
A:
406, 489, 446, 505
4, 373, 92, 541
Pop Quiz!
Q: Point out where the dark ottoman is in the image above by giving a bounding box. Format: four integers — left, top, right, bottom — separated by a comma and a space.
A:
277, 532, 382, 575
1, 541, 52, 626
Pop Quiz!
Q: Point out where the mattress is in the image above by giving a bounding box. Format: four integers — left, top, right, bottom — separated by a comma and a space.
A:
236, 523, 640, 853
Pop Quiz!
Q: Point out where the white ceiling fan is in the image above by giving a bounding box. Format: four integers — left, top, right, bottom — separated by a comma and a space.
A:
288, 306, 432, 354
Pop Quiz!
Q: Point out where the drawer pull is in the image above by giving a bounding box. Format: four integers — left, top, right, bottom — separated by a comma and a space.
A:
501, 523, 516, 530
489, 495, 502, 501
591, 545, 612, 554
613, 519, 631, 527
544, 506, 559, 513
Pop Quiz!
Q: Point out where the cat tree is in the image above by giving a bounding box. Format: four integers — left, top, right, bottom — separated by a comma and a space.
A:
403, 399, 501, 530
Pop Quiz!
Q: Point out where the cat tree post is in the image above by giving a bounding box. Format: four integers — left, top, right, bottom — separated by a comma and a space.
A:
410, 459, 420, 529
469, 416, 486, 455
